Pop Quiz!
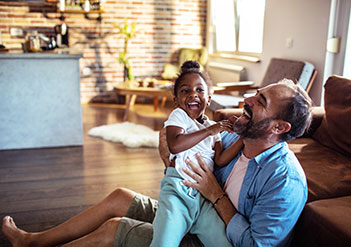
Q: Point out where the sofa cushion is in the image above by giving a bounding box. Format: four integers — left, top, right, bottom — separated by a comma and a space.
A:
288, 138, 351, 202
313, 75, 351, 156
292, 196, 351, 247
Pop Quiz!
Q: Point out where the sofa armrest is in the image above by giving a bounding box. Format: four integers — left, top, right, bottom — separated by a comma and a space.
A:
213, 106, 325, 137
213, 81, 258, 94
213, 108, 243, 122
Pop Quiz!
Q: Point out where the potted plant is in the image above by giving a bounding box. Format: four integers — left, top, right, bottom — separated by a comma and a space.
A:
111, 20, 138, 81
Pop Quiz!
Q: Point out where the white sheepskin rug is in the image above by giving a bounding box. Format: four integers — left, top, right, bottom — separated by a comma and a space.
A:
88, 122, 159, 148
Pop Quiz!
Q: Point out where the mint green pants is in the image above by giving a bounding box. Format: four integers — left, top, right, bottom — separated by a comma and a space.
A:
150, 167, 232, 247
114, 192, 202, 247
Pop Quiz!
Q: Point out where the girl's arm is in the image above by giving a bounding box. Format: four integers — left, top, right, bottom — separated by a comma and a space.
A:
214, 137, 243, 167
166, 120, 233, 154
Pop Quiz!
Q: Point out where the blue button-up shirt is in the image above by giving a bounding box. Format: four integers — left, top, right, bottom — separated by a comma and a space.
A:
215, 132, 307, 247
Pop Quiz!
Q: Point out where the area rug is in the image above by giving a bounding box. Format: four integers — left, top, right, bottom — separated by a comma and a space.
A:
88, 122, 159, 148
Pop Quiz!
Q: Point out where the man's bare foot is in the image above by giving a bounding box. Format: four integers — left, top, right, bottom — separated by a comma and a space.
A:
2, 216, 29, 247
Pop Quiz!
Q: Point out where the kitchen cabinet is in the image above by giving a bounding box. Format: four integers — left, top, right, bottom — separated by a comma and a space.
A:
0, 52, 83, 150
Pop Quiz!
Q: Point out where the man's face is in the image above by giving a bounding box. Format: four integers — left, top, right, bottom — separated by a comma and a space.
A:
234, 84, 294, 139
233, 105, 274, 138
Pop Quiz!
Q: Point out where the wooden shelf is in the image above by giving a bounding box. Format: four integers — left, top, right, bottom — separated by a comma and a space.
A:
56, 8, 104, 21
57, 9, 104, 14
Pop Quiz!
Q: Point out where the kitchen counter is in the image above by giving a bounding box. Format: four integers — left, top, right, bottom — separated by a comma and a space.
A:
0, 51, 84, 150
0, 48, 82, 56
0, 50, 82, 59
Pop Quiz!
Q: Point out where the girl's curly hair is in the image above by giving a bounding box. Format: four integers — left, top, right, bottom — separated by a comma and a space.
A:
173, 60, 211, 96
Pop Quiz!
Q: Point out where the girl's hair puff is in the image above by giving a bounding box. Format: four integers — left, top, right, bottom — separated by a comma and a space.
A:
173, 60, 211, 96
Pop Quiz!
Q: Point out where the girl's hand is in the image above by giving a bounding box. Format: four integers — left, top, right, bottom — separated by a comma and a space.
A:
182, 153, 224, 203
207, 120, 233, 136
228, 115, 239, 124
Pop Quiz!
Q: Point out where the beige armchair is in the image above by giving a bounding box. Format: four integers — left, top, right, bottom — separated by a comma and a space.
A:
161, 47, 208, 80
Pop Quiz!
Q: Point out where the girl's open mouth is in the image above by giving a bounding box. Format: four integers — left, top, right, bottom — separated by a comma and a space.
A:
187, 101, 200, 110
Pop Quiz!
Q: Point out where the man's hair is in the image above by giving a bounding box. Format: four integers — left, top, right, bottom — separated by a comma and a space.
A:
276, 79, 312, 141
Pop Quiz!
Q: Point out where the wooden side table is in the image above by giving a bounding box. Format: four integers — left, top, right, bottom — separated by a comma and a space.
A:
115, 80, 173, 121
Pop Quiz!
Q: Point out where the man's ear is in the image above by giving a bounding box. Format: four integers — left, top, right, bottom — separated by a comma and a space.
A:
271, 120, 291, 135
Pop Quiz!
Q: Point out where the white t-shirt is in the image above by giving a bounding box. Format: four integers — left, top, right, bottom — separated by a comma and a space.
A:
224, 153, 250, 210
164, 108, 221, 182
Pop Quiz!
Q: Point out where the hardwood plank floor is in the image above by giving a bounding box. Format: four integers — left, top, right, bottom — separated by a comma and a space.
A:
0, 104, 170, 246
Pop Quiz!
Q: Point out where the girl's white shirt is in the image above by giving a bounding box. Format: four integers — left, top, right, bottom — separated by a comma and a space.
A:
164, 108, 221, 182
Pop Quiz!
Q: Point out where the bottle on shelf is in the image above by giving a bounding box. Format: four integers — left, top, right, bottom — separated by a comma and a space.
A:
59, 0, 65, 11
84, 0, 90, 11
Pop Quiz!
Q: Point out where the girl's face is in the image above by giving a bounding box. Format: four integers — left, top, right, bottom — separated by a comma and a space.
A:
174, 73, 211, 122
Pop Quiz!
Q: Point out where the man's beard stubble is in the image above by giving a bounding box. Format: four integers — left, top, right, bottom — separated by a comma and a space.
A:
234, 117, 273, 139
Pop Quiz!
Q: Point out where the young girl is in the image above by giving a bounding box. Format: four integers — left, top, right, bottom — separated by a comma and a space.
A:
151, 60, 243, 246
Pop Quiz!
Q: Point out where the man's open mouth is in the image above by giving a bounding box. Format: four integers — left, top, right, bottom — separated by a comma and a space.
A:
242, 105, 252, 120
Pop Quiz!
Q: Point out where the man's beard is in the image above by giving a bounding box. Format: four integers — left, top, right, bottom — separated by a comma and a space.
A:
234, 117, 273, 139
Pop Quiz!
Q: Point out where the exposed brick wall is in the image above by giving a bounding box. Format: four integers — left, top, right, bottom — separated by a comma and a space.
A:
0, 0, 207, 103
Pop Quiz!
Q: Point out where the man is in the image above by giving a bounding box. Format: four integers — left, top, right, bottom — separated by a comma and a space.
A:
181, 79, 312, 246
2, 80, 311, 247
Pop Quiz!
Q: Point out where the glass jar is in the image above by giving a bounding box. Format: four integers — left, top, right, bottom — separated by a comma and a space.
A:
26, 35, 40, 52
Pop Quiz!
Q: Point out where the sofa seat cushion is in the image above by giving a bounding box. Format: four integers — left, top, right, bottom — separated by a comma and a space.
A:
288, 138, 351, 202
293, 196, 351, 247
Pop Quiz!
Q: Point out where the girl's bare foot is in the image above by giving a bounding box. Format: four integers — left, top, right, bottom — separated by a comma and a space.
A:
2, 216, 29, 247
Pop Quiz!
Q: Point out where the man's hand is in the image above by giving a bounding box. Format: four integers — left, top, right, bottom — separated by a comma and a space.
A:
207, 120, 234, 136
183, 153, 237, 226
182, 153, 224, 203
158, 128, 175, 168
158, 128, 170, 168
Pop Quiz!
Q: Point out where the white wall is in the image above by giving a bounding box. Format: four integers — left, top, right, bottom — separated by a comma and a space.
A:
209, 0, 331, 105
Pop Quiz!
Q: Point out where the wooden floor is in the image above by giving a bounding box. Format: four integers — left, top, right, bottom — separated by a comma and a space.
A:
0, 103, 171, 246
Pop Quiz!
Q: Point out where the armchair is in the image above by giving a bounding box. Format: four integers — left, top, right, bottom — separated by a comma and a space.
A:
161, 47, 208, 80
209, 57, 317, 111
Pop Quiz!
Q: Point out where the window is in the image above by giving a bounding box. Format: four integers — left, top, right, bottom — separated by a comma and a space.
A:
208, 0, 266, 57
343, 9, 351, 77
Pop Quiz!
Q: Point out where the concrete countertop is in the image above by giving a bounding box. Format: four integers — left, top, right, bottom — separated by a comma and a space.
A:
0, 49, 82, 59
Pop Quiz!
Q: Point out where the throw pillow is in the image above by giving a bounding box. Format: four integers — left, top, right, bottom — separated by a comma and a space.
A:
313, 75, 351, 156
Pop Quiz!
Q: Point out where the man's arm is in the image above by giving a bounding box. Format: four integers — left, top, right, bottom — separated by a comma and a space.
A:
211, 191, 238, 226
158, 128, 171, 168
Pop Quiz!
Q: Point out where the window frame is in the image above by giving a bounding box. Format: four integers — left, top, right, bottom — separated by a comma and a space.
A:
206, 0, 265, 62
